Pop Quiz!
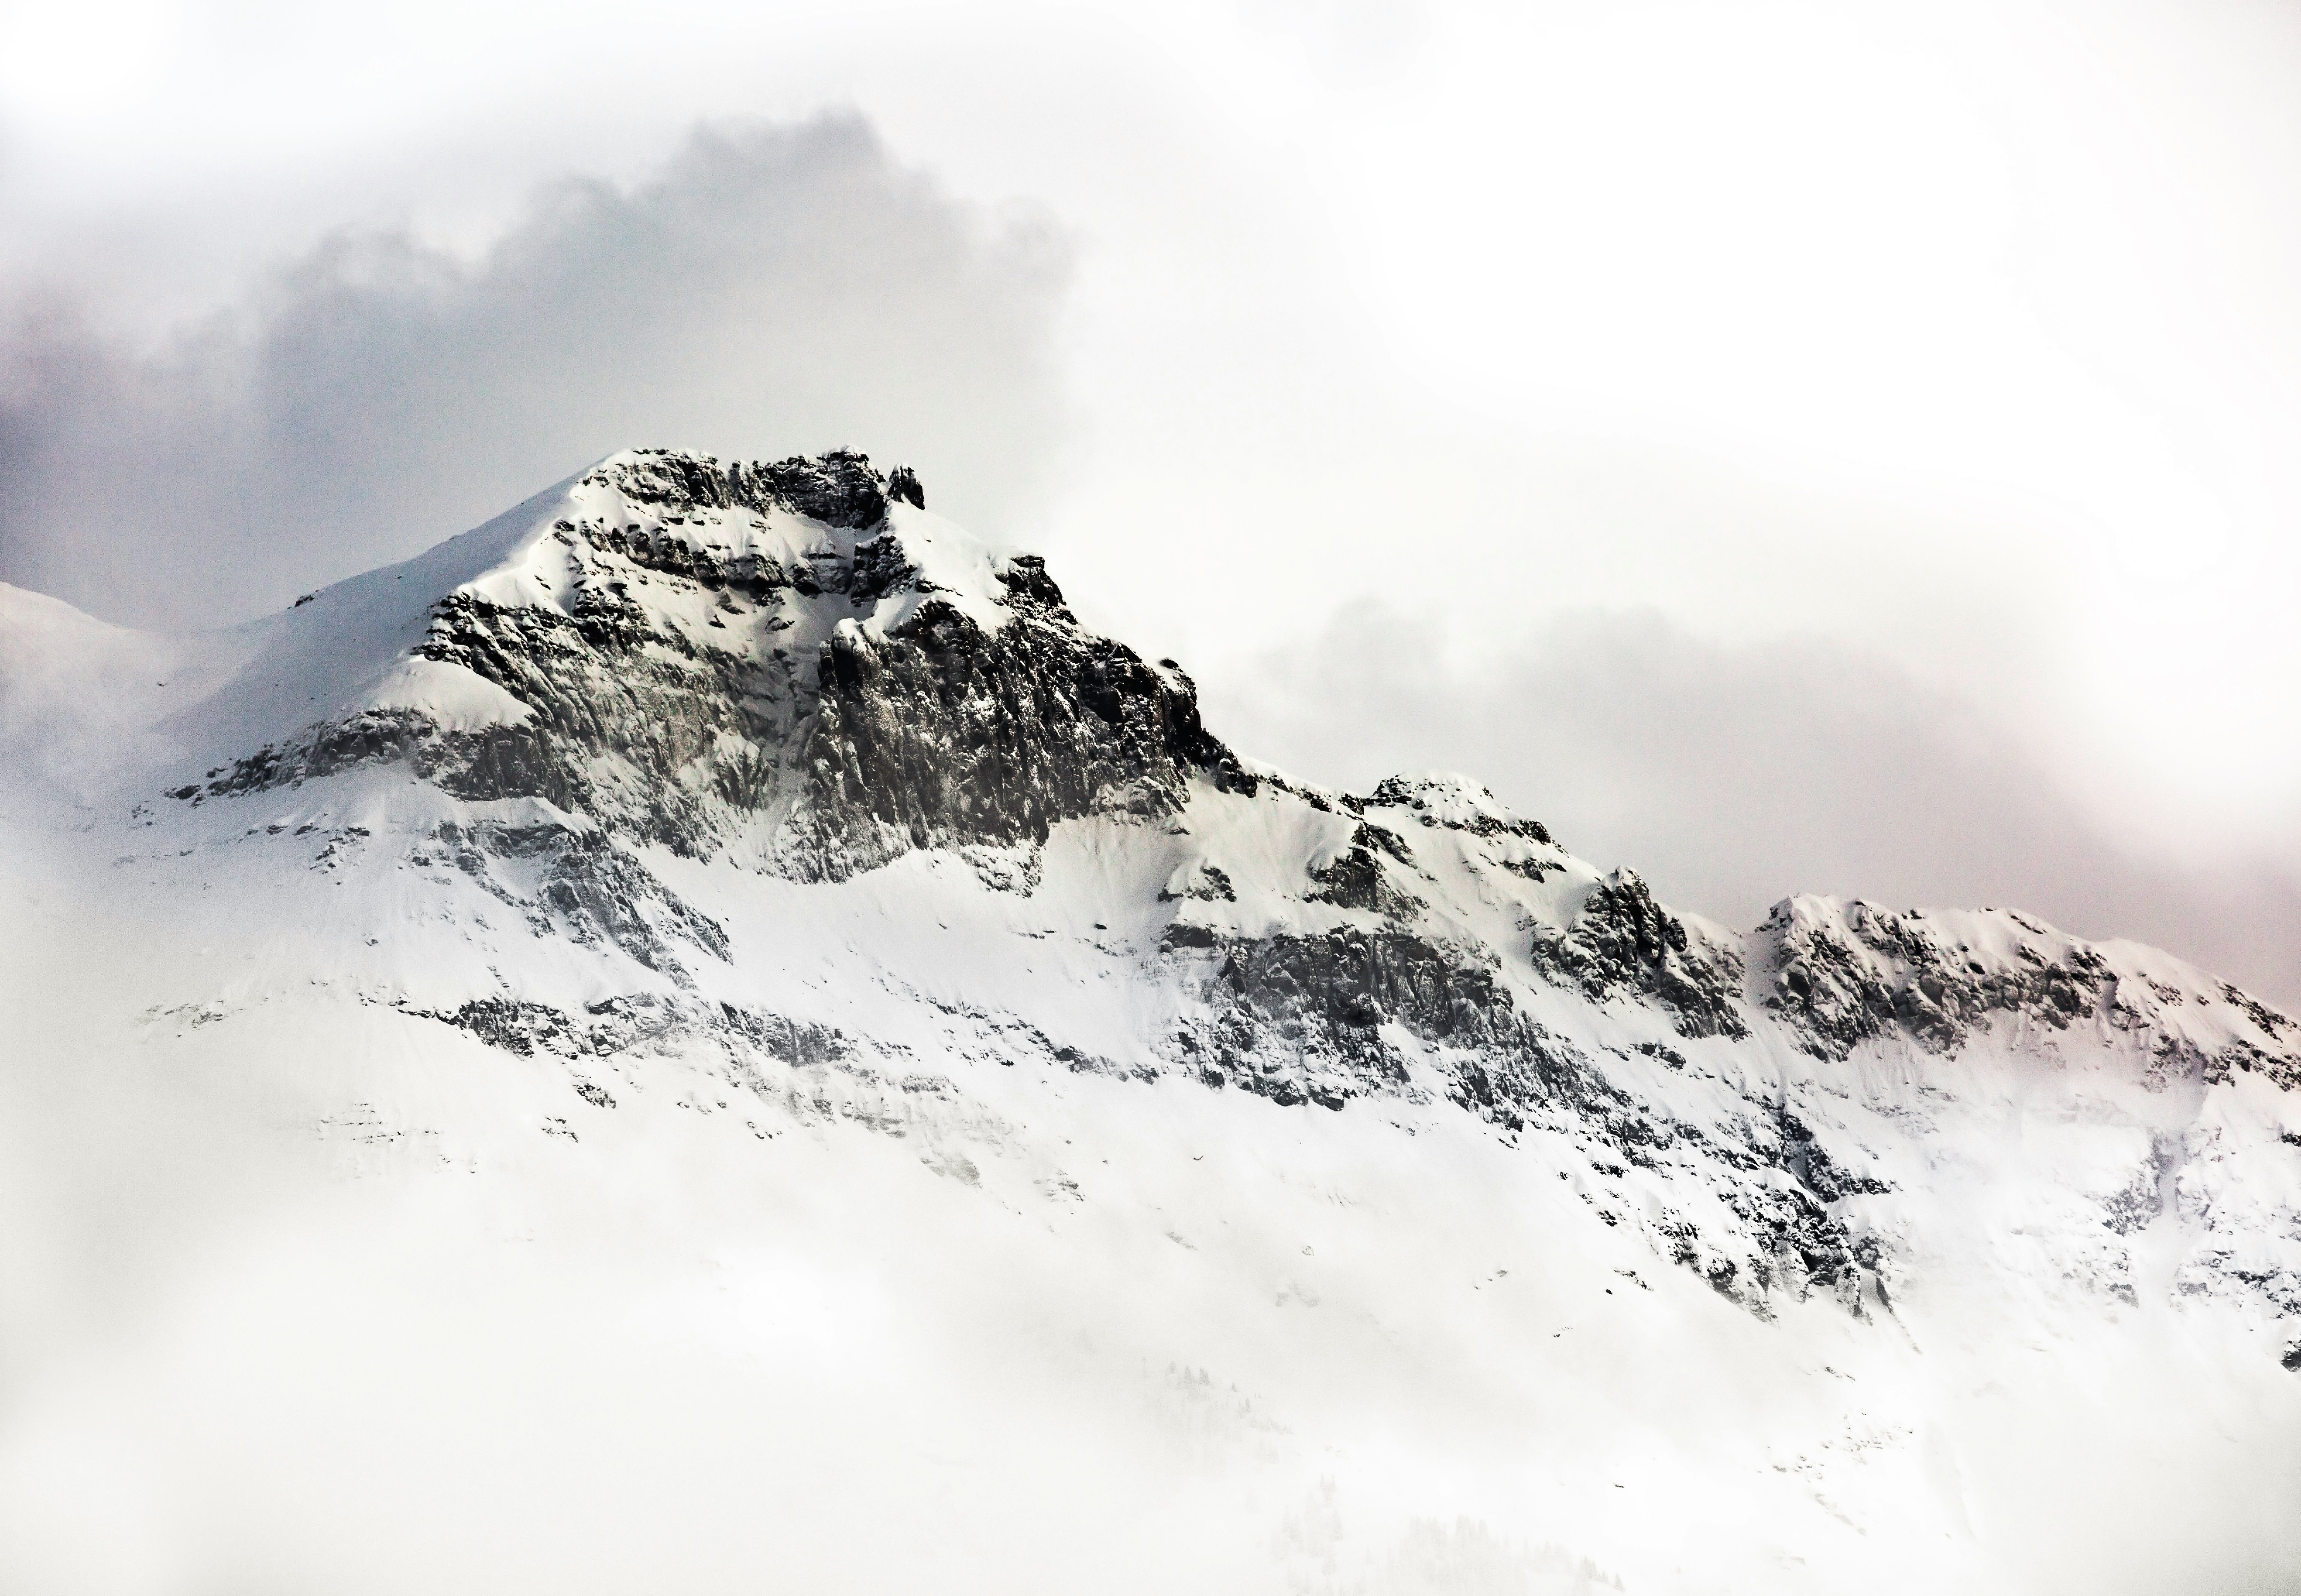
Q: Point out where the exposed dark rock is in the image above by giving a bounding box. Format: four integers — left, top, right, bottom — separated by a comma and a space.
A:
1753, 899, 2301, 1086
182, 450, 1251, 883
1757, 899, 2017, 1058
1171, 926, 1655, 1142
534, 828, 729, 972
598, 448, 739, 511
1158, 926, 1873, 1310
1307, 846, 1384, 911
1159, 863, 1235, 903
1778, 1108, 1892, 1200
748, 449, 889, 528
421, 998, 575, 1057
1530, 869, 1748, 1040
599, 447, 892, 529
1169, 926, 1553, 1121
1306, 824, 1423, 914
398, 819, 729, 980
2222, 983, 2296, 1043
415, 989, 850, 1074
788, 575, 1239, 878
1161, 920, 1221, 951
1367, 774, 1552, 844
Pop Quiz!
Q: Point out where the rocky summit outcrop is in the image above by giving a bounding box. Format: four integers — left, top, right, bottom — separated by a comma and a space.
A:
190, 449, 1249, 881
803, 553, 1242, 871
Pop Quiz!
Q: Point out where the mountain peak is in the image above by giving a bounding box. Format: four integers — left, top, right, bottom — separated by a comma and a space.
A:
586, 445, 911, 530
11, 449, 2301, 1587
164, 447, 1236, 882
9, 449, 2299, 1329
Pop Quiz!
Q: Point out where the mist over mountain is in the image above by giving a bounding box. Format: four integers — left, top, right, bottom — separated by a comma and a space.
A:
1204, 603, 2301, 1013
0, 118, 1070, 631
3, 449, 2299, 1595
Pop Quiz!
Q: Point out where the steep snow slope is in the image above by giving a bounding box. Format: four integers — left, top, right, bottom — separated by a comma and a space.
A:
3, 449, 2300, 1596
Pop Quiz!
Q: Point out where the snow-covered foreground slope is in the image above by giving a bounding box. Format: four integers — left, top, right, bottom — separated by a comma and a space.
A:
4, 450, 2300, 1596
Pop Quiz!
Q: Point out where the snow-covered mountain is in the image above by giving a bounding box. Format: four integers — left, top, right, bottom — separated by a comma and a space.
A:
4, 449, 2299, 1596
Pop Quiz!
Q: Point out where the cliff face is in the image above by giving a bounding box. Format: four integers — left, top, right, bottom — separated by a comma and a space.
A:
188, 449, 1244, 883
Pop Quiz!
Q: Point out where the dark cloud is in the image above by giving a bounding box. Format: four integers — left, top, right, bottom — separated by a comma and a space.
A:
1205, 602, 2301, 1008
0, 115, 1073, 628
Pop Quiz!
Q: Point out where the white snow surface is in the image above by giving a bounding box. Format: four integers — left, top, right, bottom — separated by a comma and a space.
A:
3, 451, 2300, 1596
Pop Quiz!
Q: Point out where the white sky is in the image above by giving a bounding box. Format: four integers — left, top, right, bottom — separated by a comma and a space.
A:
3, 0, 2297, 975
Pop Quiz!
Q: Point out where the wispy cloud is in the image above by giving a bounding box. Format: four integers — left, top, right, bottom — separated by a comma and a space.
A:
0, 115, 1073, 628
1206, 601, 2301, 1008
